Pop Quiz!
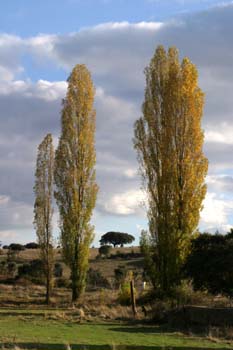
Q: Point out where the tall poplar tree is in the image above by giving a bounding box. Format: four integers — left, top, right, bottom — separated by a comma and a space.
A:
134, 46, 208, 294
34, 133, 54, 304
54, 64, 98, 302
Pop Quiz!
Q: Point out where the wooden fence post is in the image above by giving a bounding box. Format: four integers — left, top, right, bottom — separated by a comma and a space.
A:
130, 279, 137, 318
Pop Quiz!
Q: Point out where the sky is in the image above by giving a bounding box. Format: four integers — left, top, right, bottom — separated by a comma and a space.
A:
0, 0, 233, 246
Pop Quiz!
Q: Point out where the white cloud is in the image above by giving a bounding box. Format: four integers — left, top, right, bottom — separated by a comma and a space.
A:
0, 230, 19, 243
0, 34, 24, 82
103, 190, 146, 215
124, 169, 137, 178
200, 192, 233, 230
0, 195, 10, 205
26, 80, 67, 101
0, 79, 67, 101
93, 21, 163, 31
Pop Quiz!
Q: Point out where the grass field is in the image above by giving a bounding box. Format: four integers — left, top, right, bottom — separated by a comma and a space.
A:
1, 248, 233, 349
0, 309, 232, 350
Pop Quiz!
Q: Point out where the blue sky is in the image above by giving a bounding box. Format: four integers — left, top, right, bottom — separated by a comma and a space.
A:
1, 0, 227, 37
2, 0, 229, 84
0, 0, 233, 246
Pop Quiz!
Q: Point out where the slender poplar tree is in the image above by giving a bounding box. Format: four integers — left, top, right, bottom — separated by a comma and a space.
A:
134, 45, 208, 294
54, 64, 98, 302
34, 133, 54, 304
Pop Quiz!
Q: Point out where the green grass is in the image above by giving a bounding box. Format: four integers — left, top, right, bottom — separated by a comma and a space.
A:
0, 309, 231, 350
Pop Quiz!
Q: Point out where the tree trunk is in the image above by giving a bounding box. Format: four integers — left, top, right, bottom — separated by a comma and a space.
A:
72, 285, 78, 302
72, 280, 82, 302
46, 270, 51, 305
71, 265, 81, 303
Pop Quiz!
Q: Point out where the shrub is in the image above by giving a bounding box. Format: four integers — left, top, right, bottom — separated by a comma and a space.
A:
98, 245, 111, 257
0, 261, 7, 275
86, 268, 110, 289
7, 249, 17, 263
7, 262, 17, 277
185, 231, 233, 297
118, 282, 132, 305
114, 266, 127, 288
54, 263, 63, 277
17, 259, 44, 284
110, 251, 142, 260
55, 277, 70, 288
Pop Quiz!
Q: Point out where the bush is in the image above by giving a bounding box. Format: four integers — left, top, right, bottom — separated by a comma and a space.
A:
17, 259, 44, 284
7, 262, 17, 277
7, 249, 17, 263
54, 263, 63, 277
185, 231, 233, 297
86, 268, 110, 289
110, 251, 142, 259
2, 245, 8, 249
118, 282, 132, 305
0, 261, 7, 275
1, 261, 17, 279
24, 242, 39, 249
55, 277, 70, 288
114, 266, 127, 288
98, 245, 111, 257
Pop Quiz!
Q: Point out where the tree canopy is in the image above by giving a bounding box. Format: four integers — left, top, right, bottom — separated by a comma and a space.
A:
100, 232, 135, 247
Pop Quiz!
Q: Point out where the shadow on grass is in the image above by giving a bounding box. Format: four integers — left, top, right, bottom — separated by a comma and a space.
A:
109, 326, 169, 334
0, 299, 45, 307
0, 344, 229, 350
125, 259, 143, 268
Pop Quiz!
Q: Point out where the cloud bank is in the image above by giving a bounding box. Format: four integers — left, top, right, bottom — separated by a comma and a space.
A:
0, 4, 233, 244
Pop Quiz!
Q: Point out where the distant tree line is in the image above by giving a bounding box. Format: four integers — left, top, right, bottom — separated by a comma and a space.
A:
1, 242, 39, 250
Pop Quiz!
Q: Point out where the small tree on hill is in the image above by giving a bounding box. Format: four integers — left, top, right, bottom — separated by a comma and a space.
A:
100, 232, 135, 247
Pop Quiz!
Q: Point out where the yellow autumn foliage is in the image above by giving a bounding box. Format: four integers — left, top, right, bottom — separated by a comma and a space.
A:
134, 46, 208, 294
54, 65, 98, 301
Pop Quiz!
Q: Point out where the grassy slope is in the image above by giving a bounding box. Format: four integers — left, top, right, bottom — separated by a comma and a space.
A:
0, 311, 231, 350
0, 247, 143, 282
